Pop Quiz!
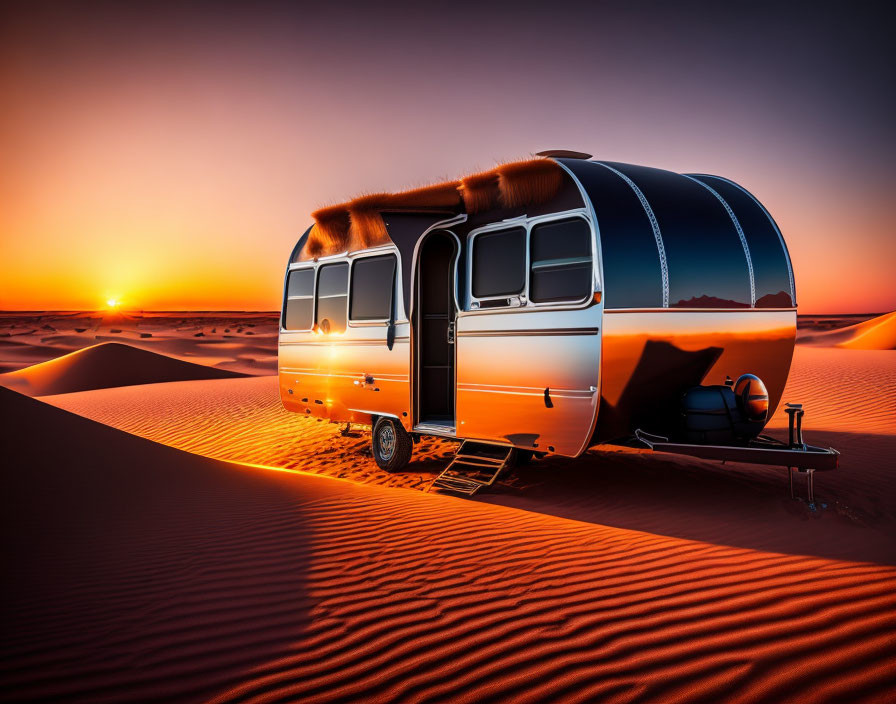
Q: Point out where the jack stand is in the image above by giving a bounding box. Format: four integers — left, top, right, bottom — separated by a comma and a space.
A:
788, 466, 816, 506
785, 403, 805, 449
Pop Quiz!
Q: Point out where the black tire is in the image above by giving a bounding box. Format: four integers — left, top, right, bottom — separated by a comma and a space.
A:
371, 417, 413, 472
516, 450, 535, 466
515, 450, 545, 466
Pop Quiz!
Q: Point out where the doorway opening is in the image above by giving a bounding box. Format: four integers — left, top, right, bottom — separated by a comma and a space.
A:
415, 230, 458, 428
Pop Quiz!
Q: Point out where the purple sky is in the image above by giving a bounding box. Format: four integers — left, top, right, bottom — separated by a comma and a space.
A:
2, 1, 893, 312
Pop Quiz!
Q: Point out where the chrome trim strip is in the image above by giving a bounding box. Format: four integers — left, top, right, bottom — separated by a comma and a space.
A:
457, 327, 599, 337
280, 337, 410, 346
594, 161, 670, 308
314, 250, 350, 261
458, 301, 598, 317
692, 173, 796, 306
413, 422, 457, 437
602, 307, 796, 314
684, 175, 756, 307
457, 385, 596, 398
348, 408, 400, 419
531, 256, 592, 270
279, 369, 409, 380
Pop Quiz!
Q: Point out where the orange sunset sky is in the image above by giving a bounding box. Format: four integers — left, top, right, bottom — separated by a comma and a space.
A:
1, 2, 894, 314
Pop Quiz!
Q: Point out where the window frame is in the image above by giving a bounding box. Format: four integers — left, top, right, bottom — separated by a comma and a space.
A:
315, 260, 350, 335
281, 265, 316, 332
469, 225, 528, 303
528, 216, 596, 305
465, 209, 595, 312
280, 244, 405, 335
348, 252, 398, 326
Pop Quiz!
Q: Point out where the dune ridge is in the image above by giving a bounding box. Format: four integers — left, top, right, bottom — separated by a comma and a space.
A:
798, 310, 896, 350
0, 341, 246, 396
3, 387, 895, 703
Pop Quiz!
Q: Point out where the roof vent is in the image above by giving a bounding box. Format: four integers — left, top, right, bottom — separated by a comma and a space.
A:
536, 149, 593, 159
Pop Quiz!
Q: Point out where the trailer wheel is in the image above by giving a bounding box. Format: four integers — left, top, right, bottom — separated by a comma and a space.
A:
516, 450, 535, 466
372, 417, 412, 472
516, 450, 547, 466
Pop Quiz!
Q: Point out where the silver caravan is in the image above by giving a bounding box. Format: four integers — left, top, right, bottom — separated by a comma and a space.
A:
279, 153, 836, 494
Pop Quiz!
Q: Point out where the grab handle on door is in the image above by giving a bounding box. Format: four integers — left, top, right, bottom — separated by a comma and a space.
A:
447, 321, 455, 344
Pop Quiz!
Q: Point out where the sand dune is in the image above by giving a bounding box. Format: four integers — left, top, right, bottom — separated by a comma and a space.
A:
0, 312, 279, 374
1, 386, 319, 702
3, 386, 895, 703
799, 310, 896, 349
0, 342, 246, 396
41, 347, 896, 565
41, 374, 454, 491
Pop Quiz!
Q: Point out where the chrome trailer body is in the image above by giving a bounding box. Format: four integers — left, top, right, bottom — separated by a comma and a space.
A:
279, 157, 799, 459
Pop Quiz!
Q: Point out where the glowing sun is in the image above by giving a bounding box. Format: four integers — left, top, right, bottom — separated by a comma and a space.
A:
106, 298, 120, 309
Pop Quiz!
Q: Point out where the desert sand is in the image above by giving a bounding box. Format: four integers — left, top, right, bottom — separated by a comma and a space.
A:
798, 310, 896, 350
3, 387, 895, 703
2, 311, 895, 702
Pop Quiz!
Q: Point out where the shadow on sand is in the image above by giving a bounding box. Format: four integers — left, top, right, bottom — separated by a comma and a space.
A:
462, 429, 896, 566
0, 387, 314, 702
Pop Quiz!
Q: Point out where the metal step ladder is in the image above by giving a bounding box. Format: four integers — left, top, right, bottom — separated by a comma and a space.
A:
427, 440, 516, 495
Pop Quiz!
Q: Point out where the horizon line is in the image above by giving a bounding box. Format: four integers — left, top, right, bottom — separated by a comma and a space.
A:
0, 309, 890, 317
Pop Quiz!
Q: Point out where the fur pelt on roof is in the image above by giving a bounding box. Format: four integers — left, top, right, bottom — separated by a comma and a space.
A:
459, 171, 501, 214
348, 194, 391, 250
306, 205, 351, 258
496, 159, 564, 209
301, 158, 564, 259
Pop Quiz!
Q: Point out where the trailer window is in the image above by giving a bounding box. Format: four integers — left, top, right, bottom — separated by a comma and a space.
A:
316, 262, 348, 334
471, 227, 526, 299
529, 218, 592, 303
283, 268, 314, 330
350, 254, 396, 321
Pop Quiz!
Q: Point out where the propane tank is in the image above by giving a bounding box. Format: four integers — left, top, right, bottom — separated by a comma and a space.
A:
680, 373, 770, 445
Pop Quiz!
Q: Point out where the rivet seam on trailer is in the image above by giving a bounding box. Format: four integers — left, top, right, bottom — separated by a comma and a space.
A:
693, 174, 796, 306
594, 162, 669, 308
685, 175, 756, 307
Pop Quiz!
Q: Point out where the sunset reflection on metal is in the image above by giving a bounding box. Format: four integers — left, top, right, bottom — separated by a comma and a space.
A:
278, 155, 796, 459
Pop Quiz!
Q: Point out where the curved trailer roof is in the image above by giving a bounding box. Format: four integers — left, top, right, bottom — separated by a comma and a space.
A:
288, 156, 795, 312
557, 159, 795, 310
